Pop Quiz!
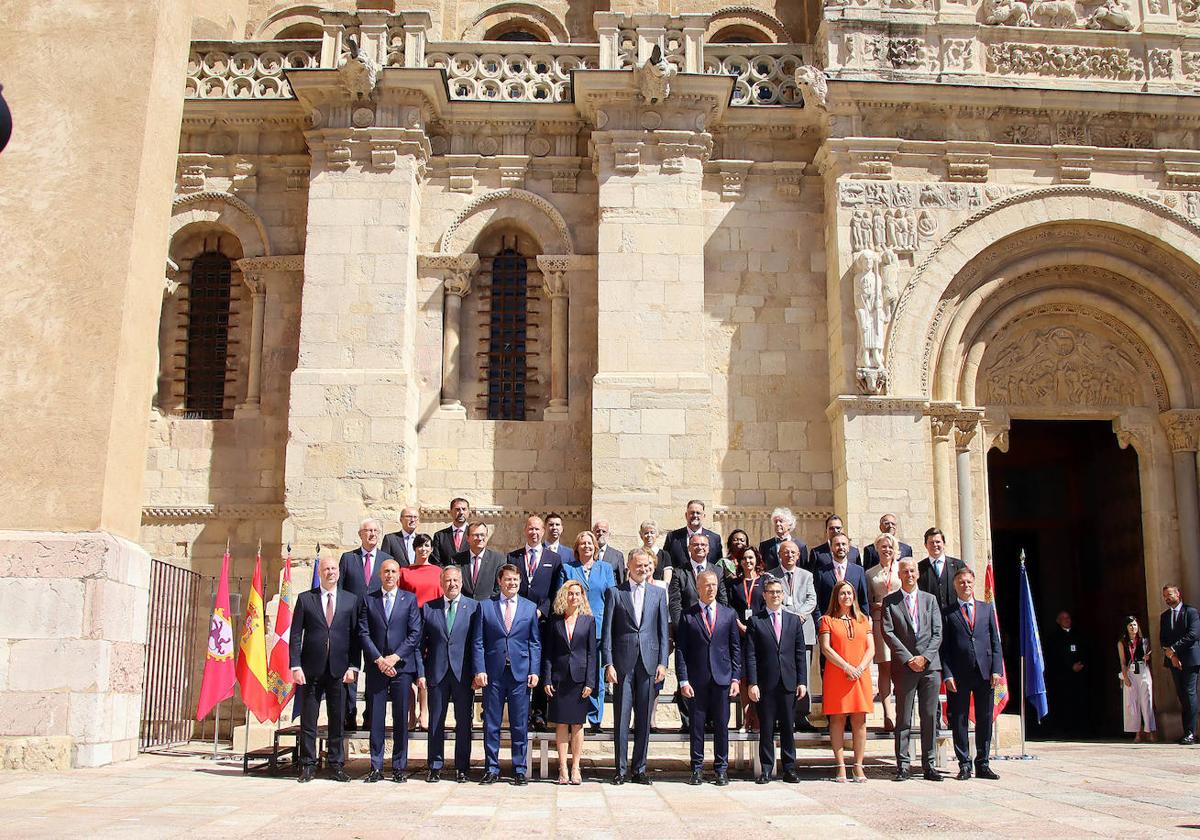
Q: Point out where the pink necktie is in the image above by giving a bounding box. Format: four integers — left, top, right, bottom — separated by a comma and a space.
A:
908, 595, 918, 631
772, 611, 781, 642
835, 564, 845, 582
325, 592, 334, 626
504, 599, 514, 632
363, 551, 373, 583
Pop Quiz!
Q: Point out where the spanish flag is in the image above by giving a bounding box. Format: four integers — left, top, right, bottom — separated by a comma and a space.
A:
236, 548, 275, 723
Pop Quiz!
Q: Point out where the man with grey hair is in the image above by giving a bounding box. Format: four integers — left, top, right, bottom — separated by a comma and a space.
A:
759, 507, 808, 571
339, 518, 394, 731
593, 519, 627, 585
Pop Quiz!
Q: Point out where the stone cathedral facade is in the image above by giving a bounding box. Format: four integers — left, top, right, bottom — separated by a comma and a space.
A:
2, 0, 1200, 766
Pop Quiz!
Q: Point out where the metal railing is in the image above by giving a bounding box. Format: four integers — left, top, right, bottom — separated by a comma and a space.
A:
139, 560, 203, 751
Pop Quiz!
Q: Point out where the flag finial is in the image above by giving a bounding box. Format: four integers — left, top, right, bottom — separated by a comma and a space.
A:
1019, 547, 1026, 566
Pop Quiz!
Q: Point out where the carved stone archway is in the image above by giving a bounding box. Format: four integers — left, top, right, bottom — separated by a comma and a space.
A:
438, 188, 574, 256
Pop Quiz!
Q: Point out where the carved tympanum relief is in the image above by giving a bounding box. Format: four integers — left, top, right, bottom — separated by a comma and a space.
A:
982, 325, 1142, 407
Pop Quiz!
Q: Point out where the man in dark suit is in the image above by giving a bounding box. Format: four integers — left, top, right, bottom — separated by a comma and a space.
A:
544, 512, 574, 563
358, 559, 422, 783
670, 533, 732, 730
813, 533, 870, 617
863, 513, 914, 567
663, 500, 723, 570
289, 555, 363, 783
381, 506, 421, 567
455, 521, 505, 601
510, 515, 563, 730
744, 578, 807, 783
941, 566, 1003, 781
759, 506, 808, 571
475, 564, 541, 785
432, 497, 471, 567
765, 539, 818, 731
593, 519, 626, 585
1159, 584, 1200, 744
882, 558, 944, 781
917, 527, 967, 611
419, 565, 483, 782
339, 518, 392, 730
676, 569, 741, 786
808, 514, 862, 570
602, 549, 670, 785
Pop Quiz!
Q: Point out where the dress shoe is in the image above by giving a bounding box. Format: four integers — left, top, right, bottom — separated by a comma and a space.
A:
631, 772, 651, 786
714, 772, 729, 786
611, 773, 627, 786
589, 723, 602, 735
956, 766, 972, 781
480, 772, 499, 785
923, 768, 944, 782
755, 774, 770, 785
392, 770, 407, 783
513, 773, 528, 786
689, 770, 703, 786
330, 768, 351, 782
298, 766, 315, 783
893, 768, 911, 782
364, 769, 383, 783
1179, 733, 1196, 745
975, 766, 1000, 780
781, 770, 800, 784
426, 769, 441, 783
796, 718, 818, 733
455, 771, 470, 783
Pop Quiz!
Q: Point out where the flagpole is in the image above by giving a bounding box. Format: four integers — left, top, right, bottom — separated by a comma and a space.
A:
1020, 652, 1027, 757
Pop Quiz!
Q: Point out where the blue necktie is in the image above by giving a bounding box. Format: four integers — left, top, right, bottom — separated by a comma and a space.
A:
384, 592, 393, 621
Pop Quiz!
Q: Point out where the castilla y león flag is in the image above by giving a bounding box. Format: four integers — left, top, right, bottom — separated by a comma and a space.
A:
196, 549, 236, 720
235, 549, 275, 723
264, 550, 296, 721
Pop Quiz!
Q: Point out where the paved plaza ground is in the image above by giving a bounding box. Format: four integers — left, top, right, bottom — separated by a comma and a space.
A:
3, 740, 1199, 838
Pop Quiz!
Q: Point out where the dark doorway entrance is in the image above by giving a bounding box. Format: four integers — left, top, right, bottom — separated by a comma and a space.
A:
987, 419, 1145, 739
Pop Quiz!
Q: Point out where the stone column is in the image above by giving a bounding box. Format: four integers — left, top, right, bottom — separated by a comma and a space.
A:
954, 409, 984, 568
928, 404, 957, 541
574, 71, 730, 544
237, 265, 267, 413
1161, 410, 1200, 599
284, 69, 440, 545
418, 254, 478, 417
536, 255, 573, 420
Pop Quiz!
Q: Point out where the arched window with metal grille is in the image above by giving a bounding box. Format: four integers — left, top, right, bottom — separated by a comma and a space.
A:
486, 247, 530, 420
184, 251, 233, 418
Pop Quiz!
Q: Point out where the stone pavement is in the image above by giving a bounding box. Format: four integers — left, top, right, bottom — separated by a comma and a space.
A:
3, 741, 1199, 839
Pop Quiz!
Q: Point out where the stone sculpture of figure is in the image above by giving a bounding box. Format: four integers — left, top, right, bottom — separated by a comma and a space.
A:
637, 44, 676, 104
984, 0, 1032, 24
851, 212, 872, 251
871, 208, 887, 249
1085, 0, 1134, 29
338, 35, 379, 98
879, 248, 900, 326
795, 65, 829, 110
852, 249, 885, 370
1031, 0, 1078, 27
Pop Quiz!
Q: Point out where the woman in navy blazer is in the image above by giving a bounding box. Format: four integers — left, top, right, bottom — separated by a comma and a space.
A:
542, 580, 597, 784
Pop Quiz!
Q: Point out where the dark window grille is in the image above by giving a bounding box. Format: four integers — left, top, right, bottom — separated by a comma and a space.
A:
185, 252, 232, 419
487, 248, 528, 420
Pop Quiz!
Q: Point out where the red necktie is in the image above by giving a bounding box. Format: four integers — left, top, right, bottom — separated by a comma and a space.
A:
471, 555, 480, 585
454, 529, 463, 550
772, 611, 781, 642
527, 548, 538, 578
363, 551, 373, 583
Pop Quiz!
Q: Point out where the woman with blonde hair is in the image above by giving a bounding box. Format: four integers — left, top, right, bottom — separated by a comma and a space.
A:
865, 532, 902, 731
819, 579, 875, 783
542, 579, 597, 784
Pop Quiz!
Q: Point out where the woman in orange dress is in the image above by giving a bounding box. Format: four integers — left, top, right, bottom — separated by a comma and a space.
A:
819, 579, 875, 783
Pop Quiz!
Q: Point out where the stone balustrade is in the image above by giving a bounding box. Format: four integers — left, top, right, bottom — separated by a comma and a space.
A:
704, 45, 814, 106
185, 40, 320, 99
424, 43, 599, 102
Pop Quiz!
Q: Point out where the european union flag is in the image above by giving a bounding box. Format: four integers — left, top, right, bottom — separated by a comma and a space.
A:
1019, 556, 1049, 722
310, 543, 321, 589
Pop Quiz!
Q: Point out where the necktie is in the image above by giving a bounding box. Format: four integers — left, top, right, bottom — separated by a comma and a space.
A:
907, 594, 918, 631
704, 604, 715, 634
527, 547, 538, 577
504, 598, 514, 632
447, 599, 457, 633
405, 534, 413, 556
325, 591, 334, 626
962, 601, 974, 629
471, 555, 480, 585
772, 611, 781, 642
934, 558, 943, 580
363, 550, 373, 583
384, 591, 394, 621
784, 571, 793, 594
633, 583, 644, 626
454, 528, 463, 550
835, 563, 845, 582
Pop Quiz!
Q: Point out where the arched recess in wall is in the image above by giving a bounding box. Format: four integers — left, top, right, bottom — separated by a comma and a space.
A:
439, 188, 573, 257
160, 193, 273, 417
253, 4, 324, 40
705, 6, 792, 43
463, 3, 570, 43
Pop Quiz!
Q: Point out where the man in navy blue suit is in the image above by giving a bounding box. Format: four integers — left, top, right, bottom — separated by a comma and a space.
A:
510, 515, 562, 731
544, 512, 575, 563
419, 565, 482, 782
941, 566, 1004, 780
602, 549, 670, 785
358, 559, 422, 783
475, 564, 541, 785
339, 518, 393, 731
663, 500, 724, 569
808, 514, 862, 570
1160, 584, 1200, 744
676, 569, 741, 786
813, 533, 870, 617
744, 578, 808, 783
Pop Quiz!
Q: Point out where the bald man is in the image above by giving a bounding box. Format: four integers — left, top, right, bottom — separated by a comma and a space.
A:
382, 507, 421, 567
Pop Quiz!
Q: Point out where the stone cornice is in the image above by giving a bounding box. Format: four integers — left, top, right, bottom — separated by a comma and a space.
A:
142, 504, 288, 522
237, 255, 304, 274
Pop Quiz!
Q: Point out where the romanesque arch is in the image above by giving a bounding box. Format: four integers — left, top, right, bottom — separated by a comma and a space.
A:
705, 7, 792, 43
462, 3, 570, 43
170, 191, 272, 258
438, 188, 574, 256
252, 4, 324, 40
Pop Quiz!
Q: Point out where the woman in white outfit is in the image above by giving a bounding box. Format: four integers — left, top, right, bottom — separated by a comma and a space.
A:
1117, 615, 1156, 742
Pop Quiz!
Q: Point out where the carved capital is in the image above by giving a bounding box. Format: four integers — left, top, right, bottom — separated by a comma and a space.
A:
983, 411, 1011, 453
1160, 409, 1200, 452
1113, 416, 1152, 453
242, 273, 266, 296
420, 253, 480, 297
953, 408, 986, 451
536, 255, 574, 298
165, 260, 181, 296
928, 402, 959, 441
